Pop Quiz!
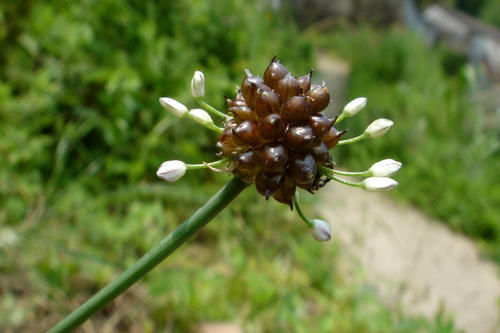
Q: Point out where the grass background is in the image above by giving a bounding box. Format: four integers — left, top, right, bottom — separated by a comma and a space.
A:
1, 0, 498, 331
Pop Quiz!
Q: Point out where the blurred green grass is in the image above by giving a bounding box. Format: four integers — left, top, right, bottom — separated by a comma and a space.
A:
315, 26, 500, 261
0, 0, 469, 332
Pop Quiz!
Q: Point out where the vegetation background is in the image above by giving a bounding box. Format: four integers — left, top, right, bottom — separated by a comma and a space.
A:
0, 0, 498, 331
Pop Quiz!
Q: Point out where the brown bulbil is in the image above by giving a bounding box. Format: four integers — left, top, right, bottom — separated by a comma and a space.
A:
309, 114, 335, 138
263, 57, 289, 90
284, 124, 315, 152
233, 120, 262, 147
255, 172, 283, 198
296, 71, 312, 93
254, 89, 280, 117
306, 84, 330, 113
322, 127, 347, 149
288, 154, 317, 185
282, 96, 312, 122
276, 73, 301, 102
217, 57, 344, 206
258, 113, 286, 141
261, 144, 288, 172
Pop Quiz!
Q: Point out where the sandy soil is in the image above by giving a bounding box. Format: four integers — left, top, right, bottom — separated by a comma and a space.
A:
318, 183, 500, 333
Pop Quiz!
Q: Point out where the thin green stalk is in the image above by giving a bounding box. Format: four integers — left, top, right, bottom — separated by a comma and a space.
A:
322, 172, 363, 188
318, 165, 368, 177
293, 194, 313, 228
186, 159, 228, 170
196, 98, 229, 119
48, 177, 248, 333
337, 133, 368, 146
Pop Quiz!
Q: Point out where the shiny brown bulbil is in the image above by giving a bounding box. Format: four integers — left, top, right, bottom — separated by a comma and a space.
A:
217, 57, 346, 207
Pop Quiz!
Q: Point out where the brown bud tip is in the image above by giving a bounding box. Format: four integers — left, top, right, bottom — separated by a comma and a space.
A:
272, 175, 296, 206
309, 114, 334, 138
282, 96, 312, 122
263, 57, 289, 90
322, 127, 348, 149
276, 73, 301, 102
296, 70, 313, 93
241, 70, 267, 107
311, 142, 331, 164
306, 83, 330, 113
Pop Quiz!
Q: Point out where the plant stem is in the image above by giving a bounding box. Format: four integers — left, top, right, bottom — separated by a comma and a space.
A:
337, 133, 368, 146
318, 165, 368, 177
293, 194, 313, 228
48, 177, 248, 333
196, 98, 229, 119
186, 159, 229, 170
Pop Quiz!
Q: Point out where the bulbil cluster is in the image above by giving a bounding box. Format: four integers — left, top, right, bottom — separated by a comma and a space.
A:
216, 57, 346, 207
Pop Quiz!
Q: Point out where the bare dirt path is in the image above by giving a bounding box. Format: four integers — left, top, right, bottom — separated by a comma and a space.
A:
317, 52, 500, 333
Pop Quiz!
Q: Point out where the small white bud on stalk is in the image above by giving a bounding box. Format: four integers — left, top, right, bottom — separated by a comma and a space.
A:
156, 160, 187, 182
364, 118, 393, 138
310, 219, 332, 242
368, 159, 402, 177
189, 108, 214, 126
363, 177, 398, 191
159, 97, 188, 117
191, 71, 205, 98
342, 97, 367, 117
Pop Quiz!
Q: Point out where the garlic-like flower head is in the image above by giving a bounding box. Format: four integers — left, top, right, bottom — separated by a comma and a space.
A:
159, 97, 189, 117
364, 118, 393, 138
363, 177, 398, 191
191, 71, 205, 98
310, 219, 332, 242
156, 160, 187, 182
368, 159, 402, 177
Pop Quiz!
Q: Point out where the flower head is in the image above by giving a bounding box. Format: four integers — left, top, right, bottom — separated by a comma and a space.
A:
191, 71, 205, 98
156, 160, 187, 182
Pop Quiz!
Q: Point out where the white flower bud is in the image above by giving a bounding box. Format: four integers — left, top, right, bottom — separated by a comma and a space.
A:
363, 177, 398, 191
310, 219, 332, 242
156, 160, 187, 182
191, 71, 205, 98
159, 97, 188, 117
368, 159, 402, 177
189, 108, 214, 126
364, 118, 393, 138
342, 97, 367, 117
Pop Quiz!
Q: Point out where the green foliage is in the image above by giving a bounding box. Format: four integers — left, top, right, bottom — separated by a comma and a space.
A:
318, 27, 500, 260
0, 1, 453, 332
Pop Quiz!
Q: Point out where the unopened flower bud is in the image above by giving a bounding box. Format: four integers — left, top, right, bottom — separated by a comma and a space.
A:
310, 219, 332, 242
342, 97, 367, 117
368, 159, 402, 177
189, 108, 214, 126
363, 177, 398, 191
156, 160, 187, 182
191, 71, 205, 98
364, 118, 393, 138
159, 97, 188, 117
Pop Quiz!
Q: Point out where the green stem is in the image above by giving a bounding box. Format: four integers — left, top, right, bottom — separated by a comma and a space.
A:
186, 159, 228, 170
321, 172, 364, 188
293, 194, 313, 228
337, 132, 368, 146
318, 165, 368, 177
335, 112, 346, 124
196, 98, 229, 119
48, 177, 248, 333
